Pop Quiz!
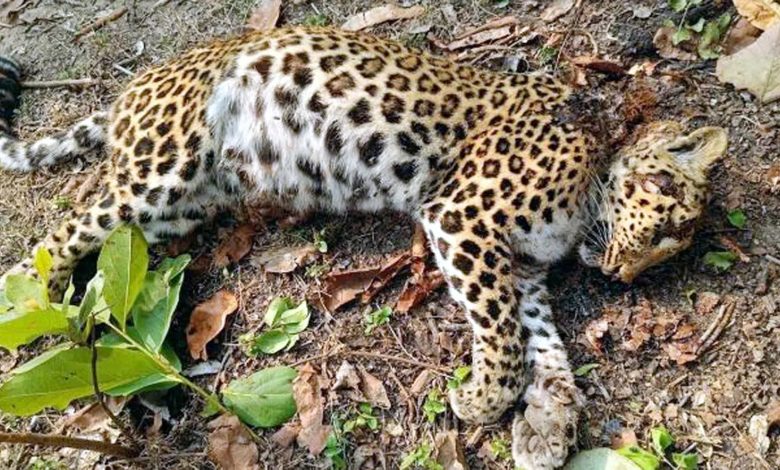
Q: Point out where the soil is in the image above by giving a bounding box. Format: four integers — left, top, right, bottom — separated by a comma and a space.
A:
1, 1, 779, 469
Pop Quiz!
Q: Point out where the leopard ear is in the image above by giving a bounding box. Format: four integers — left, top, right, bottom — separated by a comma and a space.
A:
661, 127, 728, 175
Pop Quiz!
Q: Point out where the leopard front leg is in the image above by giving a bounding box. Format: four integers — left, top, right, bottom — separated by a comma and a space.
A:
511, 267, 583, 469
421, 208, 524, 423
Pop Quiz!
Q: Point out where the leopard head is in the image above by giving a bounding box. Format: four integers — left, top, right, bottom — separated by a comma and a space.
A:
580, 121, 728, 282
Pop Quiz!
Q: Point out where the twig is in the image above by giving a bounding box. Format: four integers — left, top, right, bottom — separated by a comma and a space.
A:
74, 6, 128, 40
696, 299, 735, 354
21, 78, 99, 89
345, 351, 451, 374
0, 432, 137, 458
90, 314, 136, 445
766, 254, 780, 267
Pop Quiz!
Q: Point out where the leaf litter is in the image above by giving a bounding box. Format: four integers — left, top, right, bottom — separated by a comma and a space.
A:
716, 21, 780, 103
245, 0, 281, 32
341, 4, 425, 32
291, 363, 331, 456
186, 290, 239, 360
207, 414, 259, 470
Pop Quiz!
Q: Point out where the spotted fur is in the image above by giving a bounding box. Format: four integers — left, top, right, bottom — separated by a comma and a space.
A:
0, 27, 727, 469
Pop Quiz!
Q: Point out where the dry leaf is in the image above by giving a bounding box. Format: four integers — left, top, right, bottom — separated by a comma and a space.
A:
610, 429, 638, 449
653, 26, 698, 61
186, 290, 239, 360
213, 224, 255, 268
723, 17, 763, 54
432, 16, 523, 51
410, 369, 434, 396
358, 368, 391, 409
570, 56, 626, 76
719, 235, 751, 262
695, 292, 721, 316
396, 268, 444, 313
767, 401, 780, 427
541, 0, 575, 22
208, 414, 259, 470
748, 413, 771, 455
434, 430, 469, 470
662, 336, 700, 365
341, 4, 425, 32
333, 360, 362, 390
353, 445, 385, 468
766, 163, 780, 193
584, 318, 609, 356
716, 22, 780, 103
255, 244, 318, 273
59, 397, 127, 433
733, 0, 780, 30
0, 0, 30, 24
313, 253, 410, 312
272, 422, 301, 448
294, 363, 331, 456
245, 0, 281, 32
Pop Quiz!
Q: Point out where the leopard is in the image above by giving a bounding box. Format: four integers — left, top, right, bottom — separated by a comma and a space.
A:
0, 27, 727, 469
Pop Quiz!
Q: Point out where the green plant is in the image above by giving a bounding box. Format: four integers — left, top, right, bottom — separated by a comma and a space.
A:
0, 225, 296, 435
303, 13, 329, 26
305, 262, 330, 278
242, 297, 310, 355
490, 437, 511, 460
363, 305, 392, 335
617, 426, 698, 470
400, 442, 443, 470
313, 229, 328, 253
52, 196, 72, 210
446, 366, 471, 389
324, 414, 348, 470
665, 0, 730, 58
574, 363, 600, 377
727, 209, 746, 229
343, 403, 379, 433
538, 46, 559, 66
422, 389, 447, 422
703, 251, 738, 272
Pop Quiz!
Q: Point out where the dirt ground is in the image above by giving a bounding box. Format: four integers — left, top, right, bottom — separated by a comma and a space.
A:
1, 0, 779, 469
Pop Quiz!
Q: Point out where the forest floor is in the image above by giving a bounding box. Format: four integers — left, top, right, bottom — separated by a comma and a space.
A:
0, 0, 779, 469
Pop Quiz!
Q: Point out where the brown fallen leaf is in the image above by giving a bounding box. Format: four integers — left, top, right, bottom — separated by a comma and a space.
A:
695, 292, 721, 316
396, 268, 444, 313
723, 17, 763, 54
719, 235, 751, 263
570, 56, 626, 76
621, 300, 654, 352
333, 360, 362, 391
358, 368, 391, 409
0, 0, 30, 25
409, 370, 434, 396
207, 414, 259, 470
434, 430, 469, 470
584, 318, 609, 356
59, 397, 127, 433
541, 0, 575, 22
313, 253, 411, 312
272, 422, 301, 448
341, 4, 425, 32
766, 163, 780, 193
716, 22, 780, 103
610, 429, 638, 449
653, 26, 698, 61
245, 0, 281, 32
293, 363, 331, 456
733, 0, 780, 30
254, 244, 318, 273
767, 401, 780, 427
431, 16, 523, 51
186, 290, 239, 360
213, 224, 255, 268
662, 333, 701, 365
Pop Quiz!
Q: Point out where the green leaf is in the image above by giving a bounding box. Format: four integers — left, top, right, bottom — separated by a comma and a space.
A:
253, 329, 291, 354
726, 209, 746, 229
0, 346, 167, 416
132, 258, 188, 352
201, 393, 222, 418
106, 342, 181, 395
279, 300, 309, 327
565, 448, 643, 470
616, 445, 661, 470
364, 306, 392, 335
97, 225, 149, 330
686, 18, 705, 33
263, 297, 294, 327
33, 246, 53, 287
0, 307, 69, 351
0, 291, 11, 314
668, 0, 688, 13
672, 28, 693, 46
672, 452, 698, 470
422, 390, 447, 422
490, 438, 511, 461
69, 272, 105, 343
574, 363, 600, 377
651, 426, 675, 456
447, 366, 472, 389
221, 365, 297, 427
703, 251, 738, 271
5, 274, 49, 312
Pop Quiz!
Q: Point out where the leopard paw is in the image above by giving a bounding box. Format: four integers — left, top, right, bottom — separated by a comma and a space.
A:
511, 372, 583, 469
448, 374, 520, 424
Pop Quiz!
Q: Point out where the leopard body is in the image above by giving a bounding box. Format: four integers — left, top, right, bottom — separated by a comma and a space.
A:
0, 27, 728, 469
